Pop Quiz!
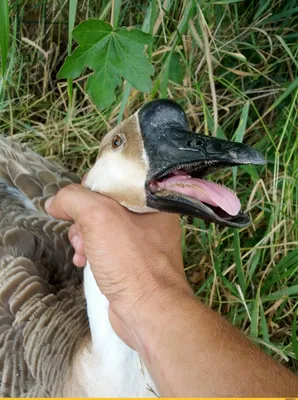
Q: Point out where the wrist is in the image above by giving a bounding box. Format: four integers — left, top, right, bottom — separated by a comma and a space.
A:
128, 284, 195, 356
108, 252, 192, 350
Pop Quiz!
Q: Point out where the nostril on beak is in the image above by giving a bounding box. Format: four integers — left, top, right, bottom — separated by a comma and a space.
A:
187, 139, 203, 148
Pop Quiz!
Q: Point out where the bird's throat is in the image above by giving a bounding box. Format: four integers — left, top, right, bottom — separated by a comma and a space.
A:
71, 262, 158, 397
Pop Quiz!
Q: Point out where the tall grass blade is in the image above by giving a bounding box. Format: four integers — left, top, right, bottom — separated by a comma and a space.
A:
250, 291, 260, 337
268, 77, 298, 113
253, 0, 273, 21
205, 106, 226, 139
99, 2, 112, 20
112, 0, 122, 29
276, 35, 298, 70
233, 230, 246, 295
292, 312, 298, 360
160, 1, 193, 97
232, 102, 250, 189
0, 0, 9, 78
117, 83, 132, 124
261, 7, 298, 24
262, 286, 298, 302
67, 0, 78, 108
263, 247, 298, 288
117, 0, 157, 123
260, 303, 270, 342
214, 0, 245, 3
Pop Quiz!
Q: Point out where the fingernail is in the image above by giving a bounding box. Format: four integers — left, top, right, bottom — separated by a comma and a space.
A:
45, 196, 54, 211
71, 234, 80, 248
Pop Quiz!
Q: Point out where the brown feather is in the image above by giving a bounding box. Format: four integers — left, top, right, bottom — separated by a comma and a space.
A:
0, 137, 88, 397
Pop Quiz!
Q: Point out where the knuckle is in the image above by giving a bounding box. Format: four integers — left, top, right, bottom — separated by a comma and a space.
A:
85, 197, 120, 225
99, 194, 119, 210
59, 183, 82, 196
95, 203, 117, 223
54, 183, 82, 203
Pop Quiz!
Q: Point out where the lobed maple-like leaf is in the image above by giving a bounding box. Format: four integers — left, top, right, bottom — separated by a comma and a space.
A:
58, 19, 154, 108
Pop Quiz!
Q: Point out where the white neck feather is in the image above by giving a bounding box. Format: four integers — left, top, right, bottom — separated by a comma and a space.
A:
68, 262, 158, 398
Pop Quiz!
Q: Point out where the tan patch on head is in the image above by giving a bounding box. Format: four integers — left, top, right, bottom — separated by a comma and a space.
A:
85, 113, 150, 210
97, 114, 144, 161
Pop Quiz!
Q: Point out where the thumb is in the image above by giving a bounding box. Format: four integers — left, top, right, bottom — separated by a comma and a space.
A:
44, 184, 105, 222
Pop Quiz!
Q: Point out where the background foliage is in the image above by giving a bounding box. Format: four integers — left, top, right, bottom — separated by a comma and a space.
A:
0, 0, 298, 371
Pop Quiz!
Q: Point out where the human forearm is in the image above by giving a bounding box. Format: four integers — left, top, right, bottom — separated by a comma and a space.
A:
131, 289, 298, 397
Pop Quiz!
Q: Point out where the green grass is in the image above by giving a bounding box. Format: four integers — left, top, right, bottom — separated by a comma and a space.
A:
1, 0, 298, 371
0, 0, 9, 100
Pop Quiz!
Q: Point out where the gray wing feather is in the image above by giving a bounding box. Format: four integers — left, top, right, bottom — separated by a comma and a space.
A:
0, 138, 88, 397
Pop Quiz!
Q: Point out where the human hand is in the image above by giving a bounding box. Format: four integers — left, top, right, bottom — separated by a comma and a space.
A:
45, 184, 191, 348
44, 185, 298, 399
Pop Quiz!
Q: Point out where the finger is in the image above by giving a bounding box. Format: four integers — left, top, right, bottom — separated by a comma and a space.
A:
72, 235, 86, 257
73, 253, 87, 268
68, 223, 79, 242
68, 224, 86, 257
44, 184, 115, 222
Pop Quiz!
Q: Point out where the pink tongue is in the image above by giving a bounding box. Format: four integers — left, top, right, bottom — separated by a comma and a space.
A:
157, 174, 241, 216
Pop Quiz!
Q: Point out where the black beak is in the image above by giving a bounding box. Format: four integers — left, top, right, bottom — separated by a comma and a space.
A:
144, 126, 265, 180
138, 99, 266, 228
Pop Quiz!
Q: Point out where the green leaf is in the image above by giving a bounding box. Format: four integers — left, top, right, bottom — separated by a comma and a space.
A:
58, 19, 154, 108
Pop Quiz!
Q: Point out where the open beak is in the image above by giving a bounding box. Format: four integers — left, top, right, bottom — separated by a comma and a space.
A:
144, 123, 265, 228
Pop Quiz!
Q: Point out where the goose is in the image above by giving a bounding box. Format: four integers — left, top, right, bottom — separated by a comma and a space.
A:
0, 99, 265, 397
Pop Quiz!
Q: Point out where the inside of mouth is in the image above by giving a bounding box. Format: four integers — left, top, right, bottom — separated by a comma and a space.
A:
150, 169, 241, 217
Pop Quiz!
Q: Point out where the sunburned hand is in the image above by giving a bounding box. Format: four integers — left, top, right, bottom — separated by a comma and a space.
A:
45, 184, 191, 348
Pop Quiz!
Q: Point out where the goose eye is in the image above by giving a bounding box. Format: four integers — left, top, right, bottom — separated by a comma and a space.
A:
111, 134, 125, 150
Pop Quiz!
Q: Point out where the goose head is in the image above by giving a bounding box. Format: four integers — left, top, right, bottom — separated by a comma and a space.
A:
85, 99, 265, 228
